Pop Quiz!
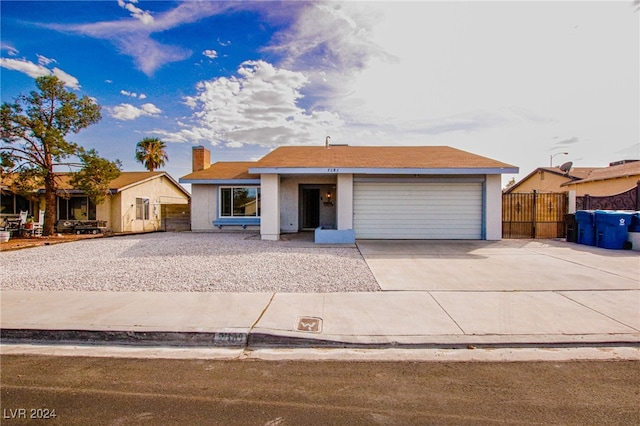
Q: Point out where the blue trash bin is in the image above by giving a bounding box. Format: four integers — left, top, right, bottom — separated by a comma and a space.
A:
594, 210, 633, 250
575, 210, 596, 246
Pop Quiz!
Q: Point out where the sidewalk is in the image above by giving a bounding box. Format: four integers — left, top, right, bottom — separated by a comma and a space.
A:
2, 288, 639, 348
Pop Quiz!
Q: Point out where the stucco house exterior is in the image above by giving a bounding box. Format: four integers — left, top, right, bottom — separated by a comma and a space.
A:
506, 160, 640, 196
561, 160, 640, 196
1, 172, 190, 233
504, 166, 596, 194
181, 145, 518, 241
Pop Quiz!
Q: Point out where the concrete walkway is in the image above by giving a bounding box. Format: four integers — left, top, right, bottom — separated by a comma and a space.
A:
1, 239, 639, 349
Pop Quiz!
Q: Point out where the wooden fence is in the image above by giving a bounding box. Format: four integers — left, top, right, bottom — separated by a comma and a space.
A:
161, 203, 191, 232
502, 192, 568, 239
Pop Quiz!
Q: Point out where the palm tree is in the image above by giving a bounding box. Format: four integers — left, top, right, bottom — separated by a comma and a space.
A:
135, 137, 168, 172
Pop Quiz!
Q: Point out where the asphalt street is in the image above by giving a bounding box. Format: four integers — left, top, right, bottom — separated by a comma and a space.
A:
1, 355, 639, 425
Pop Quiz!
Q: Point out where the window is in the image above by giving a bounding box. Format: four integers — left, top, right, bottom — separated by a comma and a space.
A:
57, 196, 96, 220
136, 198, 150, 220
220, 187, 260, 217
1, 192, 30, 215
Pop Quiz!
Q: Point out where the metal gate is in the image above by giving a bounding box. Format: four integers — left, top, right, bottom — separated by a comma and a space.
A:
502, 192, 568, 239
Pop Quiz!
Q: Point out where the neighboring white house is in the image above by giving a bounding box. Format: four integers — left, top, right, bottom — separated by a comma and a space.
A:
2, 171, 191, 233
180, 145, 518, 241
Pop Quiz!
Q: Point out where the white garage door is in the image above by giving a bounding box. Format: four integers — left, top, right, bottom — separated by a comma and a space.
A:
353, 181, 483, 239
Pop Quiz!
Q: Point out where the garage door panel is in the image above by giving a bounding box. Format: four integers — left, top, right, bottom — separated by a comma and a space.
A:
353, 182, 483, 239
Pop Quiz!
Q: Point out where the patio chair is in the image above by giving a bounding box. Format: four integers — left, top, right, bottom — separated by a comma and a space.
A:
18, 210, 28, 226
32, 210, 45, 236
17, 210, 28, 237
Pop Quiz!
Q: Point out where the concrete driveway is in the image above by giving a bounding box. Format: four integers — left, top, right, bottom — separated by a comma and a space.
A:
357, 239, 640, 291
355, 239, 640, 339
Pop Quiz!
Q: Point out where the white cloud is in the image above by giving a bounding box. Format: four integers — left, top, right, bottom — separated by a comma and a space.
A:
111, 102, 162, 120
53, 2, 240, 75
36, 54, 56, 66
0, 58, 81, 89
165, 60, 344, 146
51, 67, 81, 90
261, 1, 637, 184
268, 2, 391, 71
120, 89, 147, 99
202, 49, 218, 59
1, 43, 19, 56
118, 0, 154, 25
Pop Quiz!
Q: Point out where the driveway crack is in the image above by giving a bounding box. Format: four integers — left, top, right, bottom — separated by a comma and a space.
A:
243, 292, 276, 354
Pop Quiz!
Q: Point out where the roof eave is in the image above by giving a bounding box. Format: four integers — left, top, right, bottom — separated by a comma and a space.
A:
179, 178, 261, 185
248, 167, 519, 175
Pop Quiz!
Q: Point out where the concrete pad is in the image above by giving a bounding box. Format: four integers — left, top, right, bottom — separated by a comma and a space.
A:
559, 290, 640, 331
254, 292, 463, 343
358, 240, 640, 291
1, 291, 272, 333
365, 255, 638, 291
430, 291, 639, 335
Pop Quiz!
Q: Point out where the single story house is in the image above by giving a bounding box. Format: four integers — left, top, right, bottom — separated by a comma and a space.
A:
180, 145, 518, 241
504, 166, 596, 194
561, 160, 640, 196
1, 171, 190, 233
506, 160, 640, 196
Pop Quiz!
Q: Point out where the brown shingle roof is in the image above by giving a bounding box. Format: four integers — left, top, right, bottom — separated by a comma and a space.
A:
50, 171, 166, 191
2, 172, 188, 197
562, 161, 640, 185
253, 146, 517, 169
180, 162, 258, 181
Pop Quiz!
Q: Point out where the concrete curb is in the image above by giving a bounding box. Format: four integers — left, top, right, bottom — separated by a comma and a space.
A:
3, 328, 639, 350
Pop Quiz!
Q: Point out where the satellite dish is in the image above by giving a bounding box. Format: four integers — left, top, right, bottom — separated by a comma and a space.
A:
559, 161, 573, 174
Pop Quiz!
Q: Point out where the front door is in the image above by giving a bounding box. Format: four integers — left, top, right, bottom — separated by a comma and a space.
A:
301, 188, 320, 230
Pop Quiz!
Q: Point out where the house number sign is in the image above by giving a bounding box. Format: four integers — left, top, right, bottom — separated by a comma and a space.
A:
327, 168, 339, 173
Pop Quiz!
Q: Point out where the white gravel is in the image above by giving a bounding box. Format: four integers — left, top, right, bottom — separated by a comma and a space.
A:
1, 233, 381, 292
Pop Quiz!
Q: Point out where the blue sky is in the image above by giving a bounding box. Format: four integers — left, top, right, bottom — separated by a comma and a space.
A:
1, 0, 638, 188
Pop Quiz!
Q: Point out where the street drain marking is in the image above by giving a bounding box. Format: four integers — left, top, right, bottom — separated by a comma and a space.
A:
296, 317, 322, 333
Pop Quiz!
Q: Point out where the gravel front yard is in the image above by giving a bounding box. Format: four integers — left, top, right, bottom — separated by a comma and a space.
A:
1, 233, 380, 292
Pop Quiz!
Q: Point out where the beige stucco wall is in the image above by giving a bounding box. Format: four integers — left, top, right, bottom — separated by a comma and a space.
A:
117, 176, 189, 233
563, 176, 640, 196
485, 174, 502, 240
190, 184, 217, 231
337, 174, 353, 230
511, 171, 571, 193
261, 174, 280, 240
96, 196, 112, 228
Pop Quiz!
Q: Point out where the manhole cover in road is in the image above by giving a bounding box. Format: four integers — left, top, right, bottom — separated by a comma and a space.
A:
296, 317, 322, 333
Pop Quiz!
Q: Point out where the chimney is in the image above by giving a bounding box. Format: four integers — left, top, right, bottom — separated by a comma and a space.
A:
192, 146, 210, 172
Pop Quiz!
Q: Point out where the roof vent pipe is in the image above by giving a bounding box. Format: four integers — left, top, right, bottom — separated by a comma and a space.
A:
325, 136, 330, 149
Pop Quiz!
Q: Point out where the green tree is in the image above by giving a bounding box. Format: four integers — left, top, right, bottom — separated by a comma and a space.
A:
0, 75, 120, 236
135, 137, 168, 171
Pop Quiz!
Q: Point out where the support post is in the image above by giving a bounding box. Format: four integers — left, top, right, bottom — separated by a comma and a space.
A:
260, 174, 280, 240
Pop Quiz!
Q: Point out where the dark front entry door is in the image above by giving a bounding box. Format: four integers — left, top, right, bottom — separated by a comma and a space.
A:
302, 188, 320, 229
